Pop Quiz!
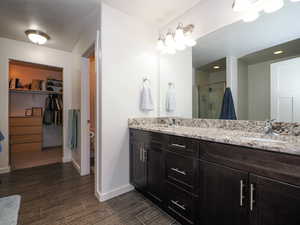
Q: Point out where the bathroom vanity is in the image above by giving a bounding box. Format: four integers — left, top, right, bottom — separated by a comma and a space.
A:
129, 119, 300, 225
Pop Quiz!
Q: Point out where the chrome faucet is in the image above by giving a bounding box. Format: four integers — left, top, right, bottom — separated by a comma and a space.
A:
169, 118, 176, 127
264, 119, 279, 136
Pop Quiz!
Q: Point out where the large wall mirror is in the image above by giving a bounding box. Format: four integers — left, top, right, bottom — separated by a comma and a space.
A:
159, 2, 300, 123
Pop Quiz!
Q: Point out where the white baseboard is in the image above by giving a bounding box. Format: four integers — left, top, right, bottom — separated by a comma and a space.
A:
98, 184, 134, 202
0, 166, 11, 174
72, 160, 81, 174
63, 156, 72, 163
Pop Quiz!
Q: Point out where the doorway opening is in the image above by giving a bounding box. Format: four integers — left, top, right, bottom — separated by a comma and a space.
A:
8, 60, 63, 170
89, 53, 96, 174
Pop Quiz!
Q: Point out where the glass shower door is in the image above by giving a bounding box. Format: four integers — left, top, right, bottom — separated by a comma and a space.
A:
198, 82, 226, 119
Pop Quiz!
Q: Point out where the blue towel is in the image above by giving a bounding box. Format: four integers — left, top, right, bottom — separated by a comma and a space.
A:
219, 88, 237, 120
68, 110, 79, 150
0, 131, 4, 153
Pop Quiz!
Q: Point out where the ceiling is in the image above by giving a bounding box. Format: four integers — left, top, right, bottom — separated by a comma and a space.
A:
0, 0, 99, 51
0, 0, 203, 52
192, 3, 300, 68
198, 58, 227, 73
240, 38, 300, 65
103, 0, 203, 27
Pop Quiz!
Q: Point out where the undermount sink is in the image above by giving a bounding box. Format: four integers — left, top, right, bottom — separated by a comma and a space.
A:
242, 137, 286, 144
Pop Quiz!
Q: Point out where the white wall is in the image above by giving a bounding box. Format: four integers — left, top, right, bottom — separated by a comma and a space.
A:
160, 50, 193, 117
0, 37, 81, 173
99, 3, 158, 201
238, 59, 249, 120
158, 0, 245, 119
70, 2, 100, 175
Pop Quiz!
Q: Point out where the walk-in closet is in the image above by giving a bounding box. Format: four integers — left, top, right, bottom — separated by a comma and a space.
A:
9, 60, 63, 170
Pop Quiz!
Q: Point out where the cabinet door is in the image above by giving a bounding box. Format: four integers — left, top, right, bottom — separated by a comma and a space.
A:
249, 174, 300, 225
199, 161, 249, 225
146, 144, 163, 204
130, 142, 146, 191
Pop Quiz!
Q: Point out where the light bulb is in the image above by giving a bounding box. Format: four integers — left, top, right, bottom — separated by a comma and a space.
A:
242, 9, 259, 22
263, 0, 284, 13
174, 23, 186, 50
184, 31, 197, 47
233, 0, 258, 12
156, 37, 165, 52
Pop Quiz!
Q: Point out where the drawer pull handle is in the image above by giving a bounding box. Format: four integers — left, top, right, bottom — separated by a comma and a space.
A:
171, 143, 186, 149
250, 183, 255, 211
240, 180, 245, 207
171, 200, 186, 211
171, 168, 186, 176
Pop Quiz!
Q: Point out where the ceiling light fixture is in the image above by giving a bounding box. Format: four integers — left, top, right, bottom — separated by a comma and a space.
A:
273, 50, 284, 55
262, 0, 284, 13
25, 29, 50, 45
233, 0, 300, 23
213, 65, 221, 69
156, 23, 196, 55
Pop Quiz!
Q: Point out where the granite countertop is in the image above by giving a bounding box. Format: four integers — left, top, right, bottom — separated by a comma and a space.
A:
129, 124, 300, 156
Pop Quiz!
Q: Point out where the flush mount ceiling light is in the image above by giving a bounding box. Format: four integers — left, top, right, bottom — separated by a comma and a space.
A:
156, 23, 196, 55
233, 0, 299, 23
25, 30, 50, 45
273, 50, 284, 55
213, 65, 221, 69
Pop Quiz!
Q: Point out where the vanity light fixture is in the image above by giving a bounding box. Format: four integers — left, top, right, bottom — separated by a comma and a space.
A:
25, 29, 50, 45
156, 23, 196, 55
273, 50, 284, 55
233, 0, 300, 23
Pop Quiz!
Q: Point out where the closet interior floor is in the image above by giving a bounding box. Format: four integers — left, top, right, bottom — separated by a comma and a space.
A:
11, 147, 62, 170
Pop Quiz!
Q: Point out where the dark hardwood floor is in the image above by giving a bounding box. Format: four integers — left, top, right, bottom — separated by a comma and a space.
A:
0, 163, 179, 225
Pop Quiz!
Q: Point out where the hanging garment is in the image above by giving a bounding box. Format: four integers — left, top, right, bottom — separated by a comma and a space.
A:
166, 85, 176, 113
219, 88, 237, 120
43, 96, 53, 125
140, 81, 154, 111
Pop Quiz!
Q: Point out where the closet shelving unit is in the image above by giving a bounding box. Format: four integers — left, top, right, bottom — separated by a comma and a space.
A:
9, 89, 62, 95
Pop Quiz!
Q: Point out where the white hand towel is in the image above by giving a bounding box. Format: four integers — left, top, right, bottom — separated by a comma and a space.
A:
140, 82, 154, 111
166, 86, 176, 112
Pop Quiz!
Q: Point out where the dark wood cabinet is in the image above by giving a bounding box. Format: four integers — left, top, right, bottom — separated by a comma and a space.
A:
129, 129, 300, 225
146, 144, 163, 203
249, 174, 300, 225
130, 141, 147, 192
199, 160, 249, 225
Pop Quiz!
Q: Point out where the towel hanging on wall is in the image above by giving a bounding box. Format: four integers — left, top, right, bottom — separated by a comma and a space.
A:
0, 131, 4, 153
68, 110, 79, 150
140, 78, 154, 111
166, 83, 176, 112
219, 87, 237, 120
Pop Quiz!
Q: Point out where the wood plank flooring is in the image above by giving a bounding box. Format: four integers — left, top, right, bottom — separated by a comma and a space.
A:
0, 163, 179, 225
11, 147, 62, 170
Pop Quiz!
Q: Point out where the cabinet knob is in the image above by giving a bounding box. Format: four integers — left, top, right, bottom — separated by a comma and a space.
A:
171, 200, 186, 211
171, 143, 186, 149
250, 183, 255, 211
171, 167, 186, 176
240, 180, 245, 207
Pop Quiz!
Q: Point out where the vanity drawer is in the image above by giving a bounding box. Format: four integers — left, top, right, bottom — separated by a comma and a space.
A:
165, 152, 198, 192
168, 135, 199, 157
199, 141, 300, 186
129, 129, 150, 143
166, 182, 196, 225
